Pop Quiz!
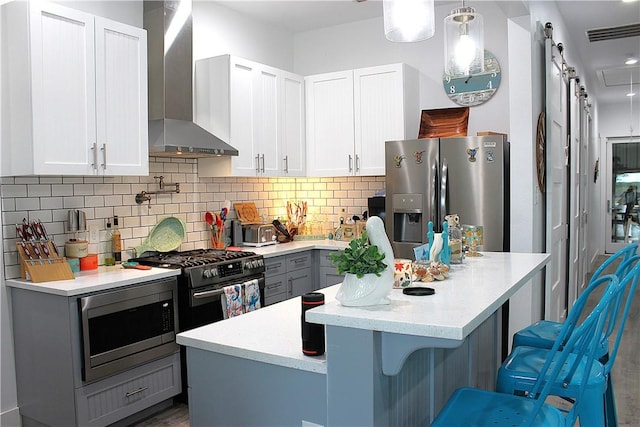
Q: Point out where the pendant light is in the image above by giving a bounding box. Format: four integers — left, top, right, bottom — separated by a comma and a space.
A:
383, 0, 435, 42
443, 1, 484, 76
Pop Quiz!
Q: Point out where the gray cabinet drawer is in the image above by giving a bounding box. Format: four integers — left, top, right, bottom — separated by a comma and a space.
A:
287, 252, 312, 271
75, 352, 181, 427
265, 292, 287, 306
265, 256, 286, 276
319, 266, 344, 289
265, 273, 287, 303
318, 250, 338, 267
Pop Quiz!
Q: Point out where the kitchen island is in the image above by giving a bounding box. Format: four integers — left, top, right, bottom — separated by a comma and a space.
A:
178, 251, 550, 426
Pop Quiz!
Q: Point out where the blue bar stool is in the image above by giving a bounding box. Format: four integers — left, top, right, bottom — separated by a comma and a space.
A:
495, 260, 640, 427
432, 274, 623, 427
512, 243, 638, 353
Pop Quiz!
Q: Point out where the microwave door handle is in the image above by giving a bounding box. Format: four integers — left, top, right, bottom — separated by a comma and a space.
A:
193, 288, 225, 299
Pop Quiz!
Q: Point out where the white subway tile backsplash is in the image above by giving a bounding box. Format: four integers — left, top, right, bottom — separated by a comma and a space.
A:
1, 159, 384, 279
15, 198, 40, 211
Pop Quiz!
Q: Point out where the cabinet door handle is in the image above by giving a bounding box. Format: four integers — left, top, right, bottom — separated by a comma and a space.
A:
125, 386, 148, 397
283, 156, 289, 173
255, 155, 260, 173
101, 144, 107, 170
288, 277, 293, 296
355, 154, 360, 172
91, 143, 98, 170
348, 155, 353, 173
260, 154, 265, 172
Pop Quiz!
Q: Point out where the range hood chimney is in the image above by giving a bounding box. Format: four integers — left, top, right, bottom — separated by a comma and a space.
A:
143, 0, 238, 157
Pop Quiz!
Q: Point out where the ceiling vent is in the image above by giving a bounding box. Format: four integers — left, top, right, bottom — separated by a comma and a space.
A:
587, 22, 640, 42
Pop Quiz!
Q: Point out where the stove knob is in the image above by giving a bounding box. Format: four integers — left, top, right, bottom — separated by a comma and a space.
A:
203, 269, 212, 278
211, 268, 219, 277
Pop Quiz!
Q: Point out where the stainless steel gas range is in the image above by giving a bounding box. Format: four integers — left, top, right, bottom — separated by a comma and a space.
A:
130, 249, 266, 331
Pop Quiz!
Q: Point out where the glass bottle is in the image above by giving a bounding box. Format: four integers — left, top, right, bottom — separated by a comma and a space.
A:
105, 220, 116, 266
446, 214, 463, 264
112, 216, 122, 263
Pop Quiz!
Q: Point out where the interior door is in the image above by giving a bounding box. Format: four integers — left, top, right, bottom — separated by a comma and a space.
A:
545, 38, 569, 322
577, 101, 591, 294
605, 136, 640, 253
567, 79, 581, 309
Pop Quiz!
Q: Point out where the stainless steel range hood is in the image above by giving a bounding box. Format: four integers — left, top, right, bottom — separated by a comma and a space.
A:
144, 1, 238, 157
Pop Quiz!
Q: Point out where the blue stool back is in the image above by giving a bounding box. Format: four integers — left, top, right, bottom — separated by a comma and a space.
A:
512, 242, 639, 352
433, 274, 623, 426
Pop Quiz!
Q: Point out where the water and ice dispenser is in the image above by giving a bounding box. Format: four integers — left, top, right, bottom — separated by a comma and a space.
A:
391, 194, 425, 258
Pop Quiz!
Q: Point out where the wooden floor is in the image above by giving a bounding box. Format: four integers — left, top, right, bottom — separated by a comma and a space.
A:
131, 254, 640, 426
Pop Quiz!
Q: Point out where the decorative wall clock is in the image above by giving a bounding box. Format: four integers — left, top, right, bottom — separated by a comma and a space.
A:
443, 50, 501, 107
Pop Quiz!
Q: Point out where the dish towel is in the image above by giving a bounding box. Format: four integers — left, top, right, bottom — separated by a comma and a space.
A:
243, 279, 261, 312
221, 284, 244, 319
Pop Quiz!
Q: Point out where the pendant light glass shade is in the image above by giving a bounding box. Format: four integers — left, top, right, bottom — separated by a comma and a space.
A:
444, 6, 484, 76
383, 0, 435, 42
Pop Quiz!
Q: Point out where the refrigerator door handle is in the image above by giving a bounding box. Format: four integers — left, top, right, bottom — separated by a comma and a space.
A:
440, 158, 448, 225
431, 159, 438, 225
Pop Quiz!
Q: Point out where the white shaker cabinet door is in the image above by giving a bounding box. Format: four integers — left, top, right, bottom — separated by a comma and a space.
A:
258, 66, 281, 176
280, 71, 306, 176
30, 2, 97, 175
305, 71, 355, 177
354, 64, 406, 176
95, 18, 148, 176
230, 57, 261, 175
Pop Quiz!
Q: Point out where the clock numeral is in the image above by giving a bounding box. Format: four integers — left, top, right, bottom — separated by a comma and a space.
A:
491, 72, 497, 78
449, 85, 456, 94
445, 75, 451, 83
486, 81, 493, 90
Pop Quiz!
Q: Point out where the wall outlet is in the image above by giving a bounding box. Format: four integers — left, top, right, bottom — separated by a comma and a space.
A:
89, 228, 99, 244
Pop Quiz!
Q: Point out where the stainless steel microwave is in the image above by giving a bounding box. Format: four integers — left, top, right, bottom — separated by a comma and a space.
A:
78, 278, 179, 382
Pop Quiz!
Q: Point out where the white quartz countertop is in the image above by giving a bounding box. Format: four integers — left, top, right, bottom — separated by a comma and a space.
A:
307, 252, 550, 341
177, 286, 338, 374
5, 266, 181, 296
177, 252, 549, 371
243, 239, 348, 257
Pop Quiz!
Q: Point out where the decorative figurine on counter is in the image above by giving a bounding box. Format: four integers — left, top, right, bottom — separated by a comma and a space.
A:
426, 221, 451, 266
445, 214, 463, 264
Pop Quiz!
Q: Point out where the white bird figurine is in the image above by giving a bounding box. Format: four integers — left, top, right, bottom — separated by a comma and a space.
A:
335, 216, 394, 306
429, 233, 444, 262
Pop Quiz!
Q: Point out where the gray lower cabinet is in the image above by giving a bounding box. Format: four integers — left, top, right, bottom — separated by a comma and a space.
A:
264, 251, 314, 305
316, 250, 344, 290
11, 286, 181, 427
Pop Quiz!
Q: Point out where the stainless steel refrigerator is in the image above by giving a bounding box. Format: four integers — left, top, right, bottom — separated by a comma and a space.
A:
385, 135, 510, 260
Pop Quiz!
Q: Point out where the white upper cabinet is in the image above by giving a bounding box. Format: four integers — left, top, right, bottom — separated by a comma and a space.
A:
0, 1, 148, 176
306, 63, 419, 177
195, 55, 305, 177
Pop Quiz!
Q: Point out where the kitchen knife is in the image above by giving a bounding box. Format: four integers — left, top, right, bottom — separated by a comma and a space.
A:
16, 224, 28, 242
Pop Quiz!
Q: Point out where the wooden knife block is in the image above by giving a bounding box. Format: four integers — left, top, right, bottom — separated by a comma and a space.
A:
16, 242, 74, 282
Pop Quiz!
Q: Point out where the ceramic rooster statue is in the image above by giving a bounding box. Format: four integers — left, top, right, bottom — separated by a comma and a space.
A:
335, 216, 394, 306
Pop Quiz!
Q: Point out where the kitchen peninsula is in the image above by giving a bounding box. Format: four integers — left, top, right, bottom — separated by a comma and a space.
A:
177, 252, 550, 426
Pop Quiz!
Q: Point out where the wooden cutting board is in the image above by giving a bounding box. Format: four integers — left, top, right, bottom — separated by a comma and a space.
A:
234, 202, 261, 224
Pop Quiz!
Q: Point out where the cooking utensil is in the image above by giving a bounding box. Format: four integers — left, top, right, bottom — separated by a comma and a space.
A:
122, 261, 152, 270
205, 212, 217, 247
135, 217, 187, 255
272, 219, 291, 239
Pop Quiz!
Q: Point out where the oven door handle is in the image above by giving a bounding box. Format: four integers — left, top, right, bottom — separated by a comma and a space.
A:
193, 288, 225, 299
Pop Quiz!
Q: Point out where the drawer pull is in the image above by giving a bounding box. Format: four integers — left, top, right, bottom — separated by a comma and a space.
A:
125, 386, 148, 397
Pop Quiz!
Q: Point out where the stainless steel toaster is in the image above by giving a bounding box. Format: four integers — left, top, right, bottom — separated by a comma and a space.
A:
242, 224, 277, 247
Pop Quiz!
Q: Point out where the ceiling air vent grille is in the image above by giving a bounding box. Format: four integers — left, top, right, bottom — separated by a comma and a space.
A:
587, 22, 640, 42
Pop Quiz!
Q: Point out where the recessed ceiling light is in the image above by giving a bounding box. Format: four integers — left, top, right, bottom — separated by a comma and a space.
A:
622, 0, 638, 3
627, 92, 636, 97
626, 57, 639, 65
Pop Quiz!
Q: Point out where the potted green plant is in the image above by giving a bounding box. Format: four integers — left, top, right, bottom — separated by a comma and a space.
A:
330, 231, 387, 278
329, 217, 395, 307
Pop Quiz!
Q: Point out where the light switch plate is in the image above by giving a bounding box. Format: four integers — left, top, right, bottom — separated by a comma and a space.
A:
89, 228, 99, 244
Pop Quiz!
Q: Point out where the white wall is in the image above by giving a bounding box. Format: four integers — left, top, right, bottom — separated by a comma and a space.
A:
293, 1, 512, 137
193, 1, 294, 70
